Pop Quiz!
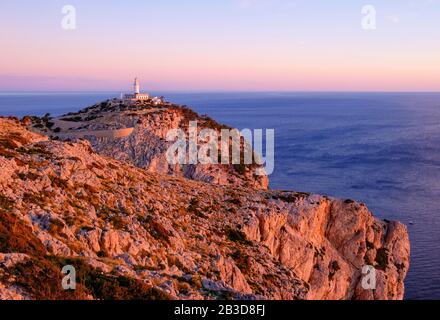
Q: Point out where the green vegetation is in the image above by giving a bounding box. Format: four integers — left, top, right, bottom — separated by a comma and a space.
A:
375, 248, 389, 271
60, 116, 83, 122
0, 194, 15, 211
271, 192, 311, 203
230, 250, 251, 271
0, 206, 171, 300
0, 130, 28, 158
0, 209, 47, 256
225, 227, 252, 246
17, 145, 52, 158
140, 215, 171, 244
16, 171, 40, 181
2, 256, 89, 300
187, 198, 207, 218
2, 255, 172, 300
49, 175, 69, 189
55, 257, 171, 300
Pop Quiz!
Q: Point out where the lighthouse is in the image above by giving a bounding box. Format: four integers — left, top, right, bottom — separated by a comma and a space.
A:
123, 77, 150, 102
134, 77, 140, 94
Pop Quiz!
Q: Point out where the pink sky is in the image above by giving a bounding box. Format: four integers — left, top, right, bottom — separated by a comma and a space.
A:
1, 0, 439, 91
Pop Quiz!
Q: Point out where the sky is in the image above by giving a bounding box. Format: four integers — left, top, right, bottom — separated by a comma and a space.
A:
0, 0, 439, 92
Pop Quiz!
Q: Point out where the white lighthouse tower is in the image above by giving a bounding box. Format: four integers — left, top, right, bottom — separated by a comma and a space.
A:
134, 77, 140, 94
123, 77, 155, 103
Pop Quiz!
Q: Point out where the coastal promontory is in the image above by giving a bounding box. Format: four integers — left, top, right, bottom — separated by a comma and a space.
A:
0, 99, 410, 300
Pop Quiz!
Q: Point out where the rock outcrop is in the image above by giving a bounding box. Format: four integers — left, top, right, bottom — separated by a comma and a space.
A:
28, 100, 268, 190
0, 108, 410, 300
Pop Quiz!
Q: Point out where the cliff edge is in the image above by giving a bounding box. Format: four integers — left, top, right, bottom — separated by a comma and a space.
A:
25, 100, 269, 190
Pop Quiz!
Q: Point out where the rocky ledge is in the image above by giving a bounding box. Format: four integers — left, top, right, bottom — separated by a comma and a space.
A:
0, 102, 410, 300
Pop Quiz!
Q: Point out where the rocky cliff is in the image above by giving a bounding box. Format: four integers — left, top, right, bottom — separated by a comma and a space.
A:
0, 104, 410, 300
26, 100, 268, 190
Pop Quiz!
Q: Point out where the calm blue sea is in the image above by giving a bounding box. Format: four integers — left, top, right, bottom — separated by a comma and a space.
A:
1, 91, 440, 300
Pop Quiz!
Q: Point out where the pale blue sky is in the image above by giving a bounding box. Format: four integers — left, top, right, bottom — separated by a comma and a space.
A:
1, 0, 439, 91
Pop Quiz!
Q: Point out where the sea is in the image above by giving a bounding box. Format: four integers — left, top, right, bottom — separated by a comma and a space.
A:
1, 91, 440, 300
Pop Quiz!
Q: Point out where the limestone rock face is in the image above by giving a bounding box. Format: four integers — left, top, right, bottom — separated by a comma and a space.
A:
0, 254, 30, 300
33, 101, 269, 190
241, 194, 410, 300
0, 116, 410, 300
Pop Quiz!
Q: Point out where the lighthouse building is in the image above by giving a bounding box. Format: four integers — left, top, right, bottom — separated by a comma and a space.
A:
124, 78, 150, 101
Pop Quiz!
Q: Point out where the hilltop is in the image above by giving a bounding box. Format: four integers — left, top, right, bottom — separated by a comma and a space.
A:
25, 99, 268, 190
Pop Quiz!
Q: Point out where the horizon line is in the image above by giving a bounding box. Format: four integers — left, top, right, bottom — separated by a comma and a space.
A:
1, 90, 440, 94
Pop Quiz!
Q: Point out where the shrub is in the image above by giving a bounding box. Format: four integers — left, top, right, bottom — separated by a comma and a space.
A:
141, 215, 171, 244
271, 192, 310, 203
110, 215, 127, 230
0, 138, 19, 150
49, 175, 69, 189
3, 254, 173, 300
375, 248, 389, 271
84, 273, 172, 300
3, 257, 89, 300
18, 145, 52, 157
225, 227, 252, 246
16, 171, 40, 181
0, 209, 47, 256
60, 116, 82, 122
226, 197, 241, 206
0, 194, 14, 210
187, 198, 206, 218
54, 257, 172, 300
